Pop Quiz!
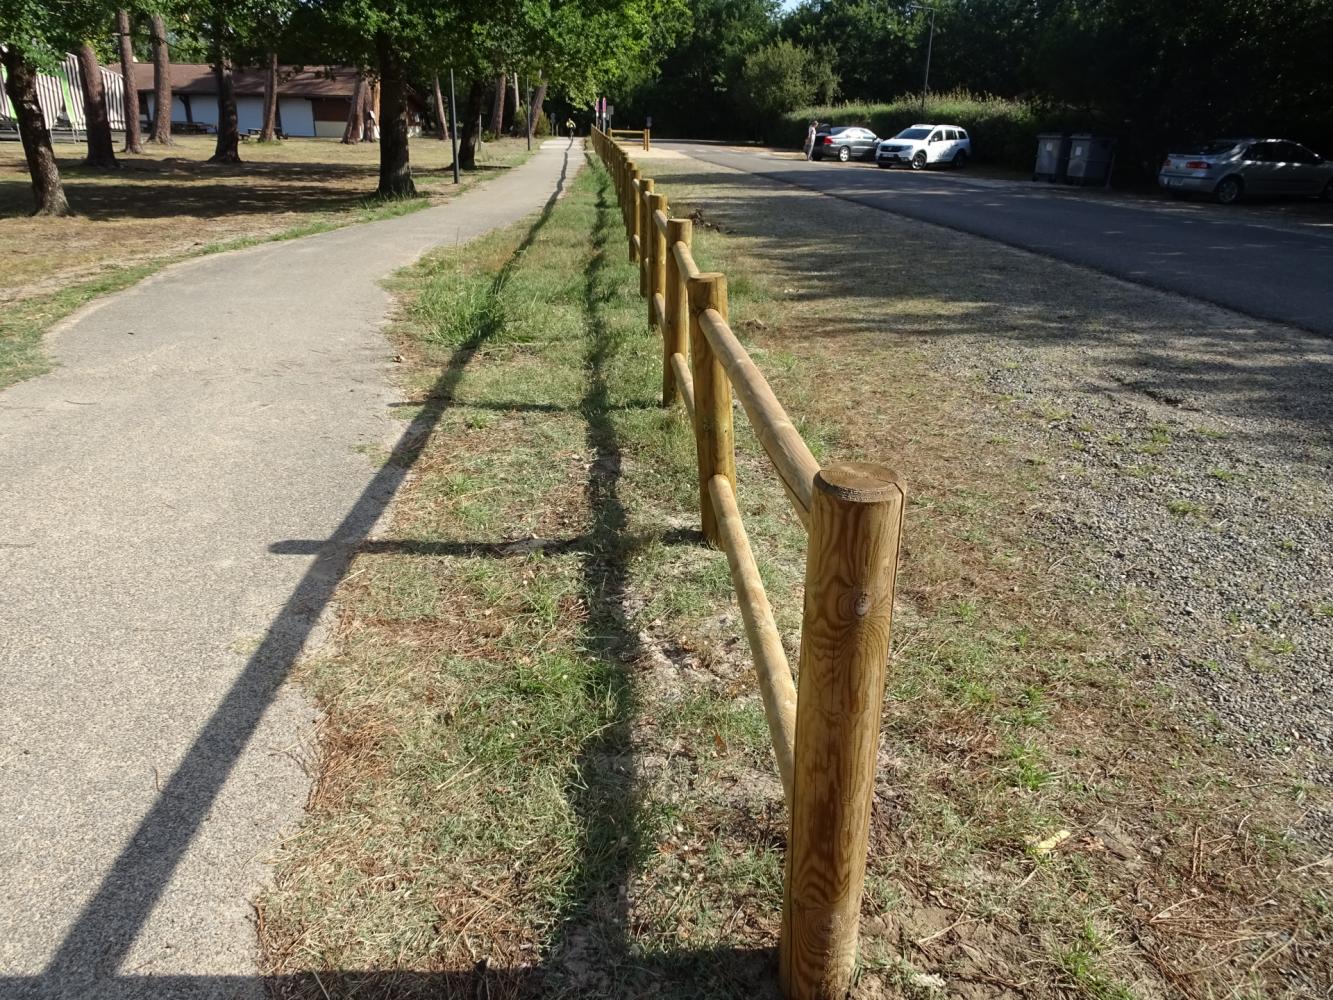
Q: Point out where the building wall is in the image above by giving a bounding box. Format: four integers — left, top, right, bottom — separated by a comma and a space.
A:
236, 97, 264, 133
278, 98, 315, 137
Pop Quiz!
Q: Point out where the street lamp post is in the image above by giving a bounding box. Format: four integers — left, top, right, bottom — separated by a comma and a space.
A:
906, 3, 936, 117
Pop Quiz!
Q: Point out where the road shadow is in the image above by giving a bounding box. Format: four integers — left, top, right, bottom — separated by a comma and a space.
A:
633, 157, 1333, 463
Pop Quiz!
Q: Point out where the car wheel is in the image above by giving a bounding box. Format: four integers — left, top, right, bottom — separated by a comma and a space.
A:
1214, 176, 1243, 205
952, 150, 968, 169
911, 151, 927, 170
838, 146, 851, 162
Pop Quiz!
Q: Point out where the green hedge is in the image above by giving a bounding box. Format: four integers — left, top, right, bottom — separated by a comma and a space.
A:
781, 91, 1091, 172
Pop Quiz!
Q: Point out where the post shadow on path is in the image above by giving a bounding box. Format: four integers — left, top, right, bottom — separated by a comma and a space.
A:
5, 146, 777, 1000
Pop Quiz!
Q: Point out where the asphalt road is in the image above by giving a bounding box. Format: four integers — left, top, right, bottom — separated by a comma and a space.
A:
0, 139, 577, 999
661, 142, 1333, 336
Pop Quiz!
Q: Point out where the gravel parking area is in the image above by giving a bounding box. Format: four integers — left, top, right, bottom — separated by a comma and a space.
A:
645, 152, 1333, 796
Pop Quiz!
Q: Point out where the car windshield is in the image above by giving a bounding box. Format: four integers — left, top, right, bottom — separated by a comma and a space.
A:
895, 128, 931, 140
824, 127, 847, 135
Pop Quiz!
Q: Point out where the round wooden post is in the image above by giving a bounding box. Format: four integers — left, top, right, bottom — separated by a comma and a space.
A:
638, 178, 655, 293
662, 218, 692, 406
647, 192, 668, 327
687, 273, 735, 546
780, 462, 905, 1000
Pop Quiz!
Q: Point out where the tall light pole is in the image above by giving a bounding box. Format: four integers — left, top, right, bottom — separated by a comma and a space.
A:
906, 3, 936, 117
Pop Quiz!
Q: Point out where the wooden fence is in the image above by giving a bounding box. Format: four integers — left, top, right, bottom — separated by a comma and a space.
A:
588, 127, 907, 1000
608, 126, 651, 150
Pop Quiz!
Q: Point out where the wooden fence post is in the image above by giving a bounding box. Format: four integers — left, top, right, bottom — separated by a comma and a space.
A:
628, 166, 642, 263
780, 462, 905, 1000
644, 128, 651, 151
638, 179, 655, 295
647, 192, 667, 326
662, 218, 692, 407
687, 273, 735, 546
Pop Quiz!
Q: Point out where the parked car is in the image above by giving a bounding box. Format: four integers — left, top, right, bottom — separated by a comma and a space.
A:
876, 124, 972, 169
1158, 138, 1333, 204
811, 126, 880, 162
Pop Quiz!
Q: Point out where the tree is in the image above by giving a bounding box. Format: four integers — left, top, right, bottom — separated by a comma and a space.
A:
432, 74, 448, 139
259, 50, 279, 140
147, 12, 172, 143
115, 8, 143, 152
76, 41, 119, 168
342, 70, 366, 143
488, 70, 505, 136
738, 40, 833, 139
0, 44, 70, 215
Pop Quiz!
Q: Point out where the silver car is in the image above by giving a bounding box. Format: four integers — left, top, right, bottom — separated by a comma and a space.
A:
1158, 138, 1333, 204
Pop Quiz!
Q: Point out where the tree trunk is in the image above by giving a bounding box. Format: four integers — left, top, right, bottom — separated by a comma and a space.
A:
260, 51, 279, 141
148, 13, 172, 144
115, 10, 143, 153
2, 48, 71, 216
375, 35, 414, 197
209, 58, 241, 163
459, 78, 485, 170
364, 80, 379, 142
432, 75, 448, 140
342, 73, 365, 144
488, 71, 505, 137
529, 74, 547, 139
77, 43, 118, 168
510, 72, 520, 135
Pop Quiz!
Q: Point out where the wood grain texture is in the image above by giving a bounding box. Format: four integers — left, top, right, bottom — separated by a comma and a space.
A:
672, 239, 700, 282
708, 474, 798, 806
663, 219, 693, 407
628, 167, 641, 263
670, 352, 695, 424
699, 309, 819, 528
687, 274, 735, 546
647, 195, 668, 327
780, 462, 905, 1000
638, 180, 656, 297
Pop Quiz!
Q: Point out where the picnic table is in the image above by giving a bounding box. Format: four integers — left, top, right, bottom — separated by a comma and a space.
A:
172, 122, 212, 135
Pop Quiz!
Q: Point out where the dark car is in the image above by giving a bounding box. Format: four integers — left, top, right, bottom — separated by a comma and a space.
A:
811, 126, 879, 162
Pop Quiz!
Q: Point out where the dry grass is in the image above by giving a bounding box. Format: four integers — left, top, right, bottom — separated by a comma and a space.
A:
0, 135, 531, 388
256, 152, 1332, 999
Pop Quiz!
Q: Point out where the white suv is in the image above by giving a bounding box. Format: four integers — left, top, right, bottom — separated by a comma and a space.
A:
875, 124, 972, 170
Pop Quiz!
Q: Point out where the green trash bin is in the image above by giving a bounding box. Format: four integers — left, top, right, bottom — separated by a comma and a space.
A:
1033, 132, 1071, 183
1065, 134, 1117, 187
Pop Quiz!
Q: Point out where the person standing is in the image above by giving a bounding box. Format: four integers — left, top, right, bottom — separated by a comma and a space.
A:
804, 119, 818, 160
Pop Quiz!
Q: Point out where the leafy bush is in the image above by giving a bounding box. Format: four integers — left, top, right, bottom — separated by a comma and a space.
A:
739, 40, 839, 142
780, 91, 1089, 171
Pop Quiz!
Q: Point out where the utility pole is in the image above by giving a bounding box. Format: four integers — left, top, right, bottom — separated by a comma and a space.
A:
449, 69, 459, 184
906, 3, 936, 116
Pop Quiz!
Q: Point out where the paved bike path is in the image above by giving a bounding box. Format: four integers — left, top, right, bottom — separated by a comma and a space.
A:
0, 138, 578, 999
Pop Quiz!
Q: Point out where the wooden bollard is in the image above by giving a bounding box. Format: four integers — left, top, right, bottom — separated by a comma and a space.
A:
647, 192, 668, 329
687, 273, 735, 546
662, 218, 692, 406
780, 462, 905, 1000
643, 128, 651, 151
638, 179, 655, 294
628, 166, 642, 263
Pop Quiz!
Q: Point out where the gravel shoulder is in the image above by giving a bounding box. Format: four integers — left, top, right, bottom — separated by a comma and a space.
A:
644, 146, 1333, 808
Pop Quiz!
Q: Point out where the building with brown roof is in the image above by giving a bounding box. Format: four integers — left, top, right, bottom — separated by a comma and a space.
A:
111, 63, 404, 138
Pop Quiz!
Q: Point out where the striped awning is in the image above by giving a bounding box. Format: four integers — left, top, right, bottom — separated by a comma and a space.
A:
0, 52, 128, 133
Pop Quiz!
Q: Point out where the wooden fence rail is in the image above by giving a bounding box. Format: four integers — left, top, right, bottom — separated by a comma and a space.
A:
609, 126, 651, 150
588, 127, 907, 1000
